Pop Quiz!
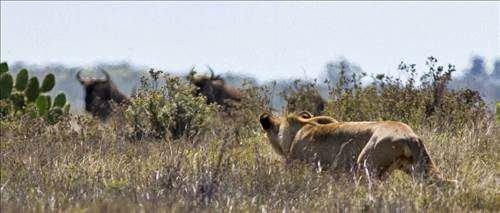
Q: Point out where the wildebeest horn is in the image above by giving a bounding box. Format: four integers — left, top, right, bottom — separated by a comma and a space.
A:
76, 70, 85, 84
208, 67, 215, 79
98, 68, 110, 82
187, 67, 197, 80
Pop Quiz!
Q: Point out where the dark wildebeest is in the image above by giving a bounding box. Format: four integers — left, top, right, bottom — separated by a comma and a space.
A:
77, 69, 130, 120
285, 90, 326, 116
187, 69, 242, 109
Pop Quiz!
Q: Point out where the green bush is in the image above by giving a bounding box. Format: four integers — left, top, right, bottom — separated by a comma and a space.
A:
321, 57, 488, 131
125, 69, 218, 140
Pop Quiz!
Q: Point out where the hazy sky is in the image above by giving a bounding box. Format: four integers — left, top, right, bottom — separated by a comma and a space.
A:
1, 1, 498, 80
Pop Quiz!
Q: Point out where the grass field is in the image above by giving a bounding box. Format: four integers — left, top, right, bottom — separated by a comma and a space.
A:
1, 66, 499, 212
496, 102, 500, 123
0, 112, 498, 212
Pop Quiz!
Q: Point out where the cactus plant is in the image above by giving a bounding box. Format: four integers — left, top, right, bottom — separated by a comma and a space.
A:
9, 93, 25, 110
40, 73, 55, 93
0, 62, 70, 124
53, 93, 67, 108
63, 103, 70, 114
0, 62, 8, 74
25, 77, 40, 102
0, 73, 13, 100
36, 95, 51, 116
15, 69, 29, 91
47, 107, 64, 124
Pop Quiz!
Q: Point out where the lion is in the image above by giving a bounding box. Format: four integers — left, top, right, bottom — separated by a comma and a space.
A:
259, 111, 338, 157
259, 111, 456, 185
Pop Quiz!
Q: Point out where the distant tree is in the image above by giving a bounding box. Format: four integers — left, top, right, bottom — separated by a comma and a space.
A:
464, 56, 488, 79
491, 60, 500, 80
323, 58, 364, 85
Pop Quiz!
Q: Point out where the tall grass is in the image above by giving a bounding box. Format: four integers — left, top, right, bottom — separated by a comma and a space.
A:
1, 58, 498, 212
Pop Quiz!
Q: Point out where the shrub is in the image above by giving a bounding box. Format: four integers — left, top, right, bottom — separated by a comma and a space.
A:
321, 56, 489, 131
124, 69, 218, 140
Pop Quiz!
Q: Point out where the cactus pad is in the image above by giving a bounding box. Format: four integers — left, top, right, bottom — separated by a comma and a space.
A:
25, 77, 40, 102
53, 93, 67, 107
63, 103, 71, 114
40, 73, 55, 92
15, 69, 29, 91
0, 62, 8, 74
35, 95, 51, 116
0, 73, 13, 100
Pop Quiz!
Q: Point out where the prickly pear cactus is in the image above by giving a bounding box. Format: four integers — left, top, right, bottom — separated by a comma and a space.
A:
15, 69, 29, 91
9, 93, 25, 111
35, 95, 51, 116
25, 77, 40, 103
53, 93, 67, 108
0, 62, 8, 74
0, 62, 71, 124
63, 103, 70, 114
0, 73, 13, 100
47, 107, 64, 124
40, 73, 55, 93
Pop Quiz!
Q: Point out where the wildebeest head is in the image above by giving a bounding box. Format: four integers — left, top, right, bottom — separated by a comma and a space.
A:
285, 89, 326, 116
187, 69, 242, 108
77, 68, 130, 120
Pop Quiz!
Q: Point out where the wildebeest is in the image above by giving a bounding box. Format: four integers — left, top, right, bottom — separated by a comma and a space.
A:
187, 69, 242, 109
77, 69, 130, 120
285, 90, 326, 116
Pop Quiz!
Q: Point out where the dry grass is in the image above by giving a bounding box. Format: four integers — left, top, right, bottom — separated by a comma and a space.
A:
0, 110, 498, 212
1, 58, 499, 212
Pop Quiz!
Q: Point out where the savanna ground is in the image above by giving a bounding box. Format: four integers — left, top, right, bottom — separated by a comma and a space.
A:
1, 59, 499, 212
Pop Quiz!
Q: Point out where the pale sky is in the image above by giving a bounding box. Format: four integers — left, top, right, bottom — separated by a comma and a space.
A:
1, 1, 499, 80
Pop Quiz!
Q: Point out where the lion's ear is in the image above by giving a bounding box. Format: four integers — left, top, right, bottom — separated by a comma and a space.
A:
297, 111, 313, 119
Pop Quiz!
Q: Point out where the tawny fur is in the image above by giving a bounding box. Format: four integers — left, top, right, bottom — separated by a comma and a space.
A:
259, 112, 455, 185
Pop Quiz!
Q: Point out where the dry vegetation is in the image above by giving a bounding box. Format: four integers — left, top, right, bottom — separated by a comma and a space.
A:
1, 57, 499, 212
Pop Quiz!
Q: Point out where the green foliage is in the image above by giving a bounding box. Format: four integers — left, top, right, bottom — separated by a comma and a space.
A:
125, 69, 218, 140
9, 93, 25, 111
36, 95, 51, 116
320, 56, 487, 131
63, 103, 70, 114
25, 77, 40, 102
14, 69, 29, 91
0, 62, 70, 123
0, 61, 8, 74
53, 93, 67, 108
47, 107, 64, 124
0, 73, 13, 100
40, 73, 55, 92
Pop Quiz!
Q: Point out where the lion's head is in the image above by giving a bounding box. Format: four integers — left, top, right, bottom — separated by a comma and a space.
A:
259, 111, 338, 157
